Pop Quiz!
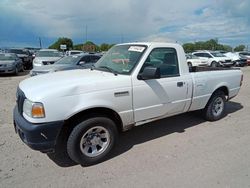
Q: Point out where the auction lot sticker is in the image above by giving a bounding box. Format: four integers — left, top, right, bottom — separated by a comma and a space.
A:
128, 46, 145, 52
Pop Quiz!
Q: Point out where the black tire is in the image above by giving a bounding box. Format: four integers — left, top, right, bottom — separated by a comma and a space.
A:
67, 117, 118, 166
211, 61, 217, 67
20, 64, 24, 72
14, 66, 19, 75
202, 90, 226, 121
188, 62, 192, 68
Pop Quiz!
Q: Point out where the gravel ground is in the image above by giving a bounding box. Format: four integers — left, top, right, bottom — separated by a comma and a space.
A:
0, 68, 250, 188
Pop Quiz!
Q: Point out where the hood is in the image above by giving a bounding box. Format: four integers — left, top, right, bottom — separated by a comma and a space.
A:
31, 64, 71, 72
224, 53, 240, 61
19, 69, 131, 101
17, 54, 28, 58
0, 60, 15, 64
34, 56, 62, 62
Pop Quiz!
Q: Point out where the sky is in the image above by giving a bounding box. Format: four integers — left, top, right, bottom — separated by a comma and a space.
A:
0, 0, 249, 48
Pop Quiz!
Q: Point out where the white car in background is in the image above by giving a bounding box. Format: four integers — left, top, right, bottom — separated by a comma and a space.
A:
224, 52, 247, 67
33, 49, 63, 68
192, 50, 233, 67
186, 54, 208, 67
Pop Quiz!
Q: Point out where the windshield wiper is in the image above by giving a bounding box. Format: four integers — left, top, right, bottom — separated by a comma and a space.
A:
98, 66, 118, 76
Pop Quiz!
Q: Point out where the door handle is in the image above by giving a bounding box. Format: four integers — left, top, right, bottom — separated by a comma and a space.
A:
177, 82, 184, 87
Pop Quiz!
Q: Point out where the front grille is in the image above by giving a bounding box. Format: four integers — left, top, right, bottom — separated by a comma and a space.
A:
42, 61, 55, 65
16, 87, 26, 115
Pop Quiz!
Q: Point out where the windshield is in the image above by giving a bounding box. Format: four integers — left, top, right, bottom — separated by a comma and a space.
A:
0, 53, 16, 60
55, 55, 81, 65
95, 44, 147, 75
36, 51, 61, 57
186, 54, 199, 59
9, 49, 28, 55
211, 52, 226, 57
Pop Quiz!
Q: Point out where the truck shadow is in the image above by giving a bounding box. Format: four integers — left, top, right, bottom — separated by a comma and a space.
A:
47, 101, 243, 167
0, 70, 29, 77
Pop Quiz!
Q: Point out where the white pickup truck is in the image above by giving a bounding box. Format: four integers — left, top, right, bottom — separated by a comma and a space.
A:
14, 42, 243, 165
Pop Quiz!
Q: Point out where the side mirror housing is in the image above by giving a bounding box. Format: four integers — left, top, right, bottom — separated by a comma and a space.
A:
79, 61, 85, 65
138, 66, 160, 80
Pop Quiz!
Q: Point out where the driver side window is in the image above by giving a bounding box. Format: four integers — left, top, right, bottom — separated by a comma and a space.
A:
140, 48, 179, 77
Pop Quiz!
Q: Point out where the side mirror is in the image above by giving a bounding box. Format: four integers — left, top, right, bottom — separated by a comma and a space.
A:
138, 66, 160, 80
79, 61, 85, 65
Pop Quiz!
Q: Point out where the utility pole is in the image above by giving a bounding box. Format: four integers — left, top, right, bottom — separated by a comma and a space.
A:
85, 25, 88, 43
39, 37, 42, 48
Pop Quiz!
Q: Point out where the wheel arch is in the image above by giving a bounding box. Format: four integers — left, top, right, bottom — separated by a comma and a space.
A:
64, 107, 124, 133
207, 86, 229, 105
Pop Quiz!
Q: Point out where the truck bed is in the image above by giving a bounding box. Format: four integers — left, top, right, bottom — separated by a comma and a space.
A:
189, 66, 240, 72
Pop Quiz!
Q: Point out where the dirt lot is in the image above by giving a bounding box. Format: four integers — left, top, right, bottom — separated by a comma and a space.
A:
0, 68, 250, 188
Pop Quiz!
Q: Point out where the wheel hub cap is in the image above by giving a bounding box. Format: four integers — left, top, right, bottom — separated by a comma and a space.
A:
80, 126, 110, 157
212, 97, 224, 116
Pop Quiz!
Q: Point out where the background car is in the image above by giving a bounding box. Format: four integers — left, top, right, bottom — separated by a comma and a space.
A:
224, 52, 247, 67
32, 49, 63, 68
0, 53, 23, 75
186, 54, 208, 67
236, 51, 250, 66
7, 48, 33, 70
30, 53, 101, 76
192, 50, 233, 67
65, 50, 83, 56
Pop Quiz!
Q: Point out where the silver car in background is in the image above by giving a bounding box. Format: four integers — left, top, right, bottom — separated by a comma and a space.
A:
0, 53, 23, 75
30, 53, 101, 76
33, 49, 63, 68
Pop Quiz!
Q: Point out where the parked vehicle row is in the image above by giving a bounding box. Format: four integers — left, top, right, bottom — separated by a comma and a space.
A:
192, 50, 233, 67
186, 50, 250, 68
7, 48, 33, 70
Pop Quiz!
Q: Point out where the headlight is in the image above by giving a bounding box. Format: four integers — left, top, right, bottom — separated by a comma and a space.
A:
23, 99, 45, 118
33, 59, 42, 66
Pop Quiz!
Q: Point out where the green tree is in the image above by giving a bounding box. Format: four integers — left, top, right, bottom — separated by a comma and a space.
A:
49, 37, 73, 51
183, 43, 195, 53
182, 39, 233, 53
82, 41, 98, 52
73, 44, 83, 50
234, 45, 245, 52
99, 43, 110, 51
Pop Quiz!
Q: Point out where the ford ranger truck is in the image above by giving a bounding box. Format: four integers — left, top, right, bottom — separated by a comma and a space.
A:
13, 42, 243, 166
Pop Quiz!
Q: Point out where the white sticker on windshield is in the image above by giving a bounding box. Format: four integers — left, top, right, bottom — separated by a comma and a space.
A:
128, 46, 145, 52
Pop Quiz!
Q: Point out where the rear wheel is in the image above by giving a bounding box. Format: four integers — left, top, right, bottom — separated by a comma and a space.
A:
202, 90, 226, 121
67, 117, 118, 166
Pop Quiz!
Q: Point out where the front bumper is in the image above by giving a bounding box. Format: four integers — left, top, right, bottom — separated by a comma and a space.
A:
220, 62, 234, 67
13, 106, 64, 153
0, 66, 15, 74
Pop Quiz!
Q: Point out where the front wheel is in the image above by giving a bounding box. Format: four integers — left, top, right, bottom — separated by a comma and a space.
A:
202, 91, 226, 121
14, 66, 19, 75
211, 61, 217, 67
188, 62, 192, 68
67, 117, 118, 166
